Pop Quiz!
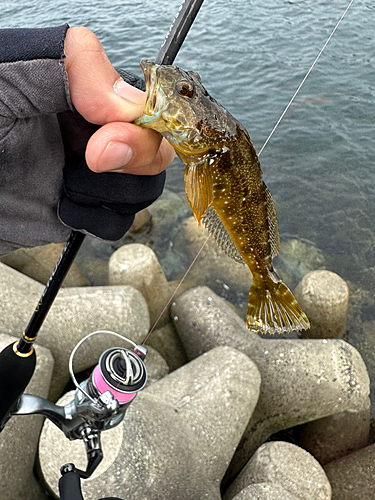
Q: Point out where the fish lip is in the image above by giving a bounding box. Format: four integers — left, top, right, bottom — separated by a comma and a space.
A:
139, 59, 153, 94
139, 59, 160, 117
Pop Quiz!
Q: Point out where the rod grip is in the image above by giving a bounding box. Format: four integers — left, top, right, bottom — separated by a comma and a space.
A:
59, 466, 123, 500
59, 469, 84, 500
0, 342, 36, 430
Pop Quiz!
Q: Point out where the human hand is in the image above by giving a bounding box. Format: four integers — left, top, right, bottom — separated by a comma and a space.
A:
63, 27, 175, 175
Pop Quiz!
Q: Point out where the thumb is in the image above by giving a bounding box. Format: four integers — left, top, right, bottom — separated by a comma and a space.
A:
64, 27, 145, 125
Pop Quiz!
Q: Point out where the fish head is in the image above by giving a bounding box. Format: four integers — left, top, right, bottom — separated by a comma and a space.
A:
134, 60, 231, 160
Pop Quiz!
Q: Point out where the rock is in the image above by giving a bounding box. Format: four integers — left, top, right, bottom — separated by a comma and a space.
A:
143, 345, 169, 385
170, 286, 370, 480
39, 346, 261, 500
0, 334, 54, 500
324, 443, 375, 500
108, 243, 171, 328
295, 406, 370, 464
224, 441, 331, 500
1, 243, 87, 287
274, 237, 326, 289
128, 208, 151, 233
108, 243, 192, 330
294, 270, 349, 339
349, 320, 375, 414
231, 483, 299, 500
146, 322, 188, 372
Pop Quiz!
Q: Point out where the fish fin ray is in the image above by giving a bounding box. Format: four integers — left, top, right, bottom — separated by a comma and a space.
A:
246, 275, 310, 334
263, 182, 280, 258
202, 206, 245, 264
184, 158, 214, 225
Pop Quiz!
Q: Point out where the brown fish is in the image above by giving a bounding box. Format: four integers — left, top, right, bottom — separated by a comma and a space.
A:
134, 60, 310, 334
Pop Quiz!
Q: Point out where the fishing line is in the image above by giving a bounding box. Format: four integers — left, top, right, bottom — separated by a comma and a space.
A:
257, 0, 354, 157
142, 234, 210, 345
144, 0, 354, 340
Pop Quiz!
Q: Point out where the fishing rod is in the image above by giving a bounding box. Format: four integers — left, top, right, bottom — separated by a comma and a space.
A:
0, 229, 85, 429
0, 1, 206, 499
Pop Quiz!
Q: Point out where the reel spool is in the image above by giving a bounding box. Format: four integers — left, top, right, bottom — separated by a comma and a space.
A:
69, 330, 147, 414
89, 346, 147, 405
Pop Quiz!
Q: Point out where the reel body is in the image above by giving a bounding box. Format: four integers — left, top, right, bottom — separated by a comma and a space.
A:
12, 331, 147, 478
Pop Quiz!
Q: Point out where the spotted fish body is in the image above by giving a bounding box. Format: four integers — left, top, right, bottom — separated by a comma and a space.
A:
135, 60, 310, 334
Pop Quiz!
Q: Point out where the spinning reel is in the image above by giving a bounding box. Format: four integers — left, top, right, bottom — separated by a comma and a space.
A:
13, 331, 147, 479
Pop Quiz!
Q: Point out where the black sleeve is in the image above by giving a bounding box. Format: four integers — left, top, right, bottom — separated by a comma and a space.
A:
0, 25, 68, 63
57, 67, 165, 241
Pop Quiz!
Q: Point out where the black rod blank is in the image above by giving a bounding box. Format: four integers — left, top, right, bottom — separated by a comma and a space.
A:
17, 231, 85, 354
155, 0, 205, 65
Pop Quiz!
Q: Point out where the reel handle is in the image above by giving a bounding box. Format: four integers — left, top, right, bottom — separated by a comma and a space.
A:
59, 463, 122, 500
0, 342, 36, 431
59, 465, 84, 500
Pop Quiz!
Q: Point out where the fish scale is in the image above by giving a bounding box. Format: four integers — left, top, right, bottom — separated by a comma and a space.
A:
135, 59, 310, 335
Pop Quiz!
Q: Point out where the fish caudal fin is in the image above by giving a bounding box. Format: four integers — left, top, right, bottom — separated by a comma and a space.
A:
246, 276, 310, 334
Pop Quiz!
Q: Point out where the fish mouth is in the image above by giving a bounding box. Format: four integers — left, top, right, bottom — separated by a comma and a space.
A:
137, 60, 163, 121
136, 60, 216, 158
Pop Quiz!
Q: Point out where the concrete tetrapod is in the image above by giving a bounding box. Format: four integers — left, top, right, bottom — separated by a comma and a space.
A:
39, 346, 261, 500
224, 441, 331, 500
170, 286, 370, 481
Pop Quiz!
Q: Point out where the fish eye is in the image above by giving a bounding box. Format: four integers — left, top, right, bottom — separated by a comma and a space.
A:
176, 80, 195, 98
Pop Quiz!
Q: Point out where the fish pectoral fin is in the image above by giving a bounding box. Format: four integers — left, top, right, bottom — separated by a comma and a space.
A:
263, 182, 280, 258
184, 158, 214, 225
202, 206, 245, 264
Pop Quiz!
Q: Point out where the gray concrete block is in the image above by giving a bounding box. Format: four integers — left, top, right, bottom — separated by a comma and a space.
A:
42, 285, 150, 400
1, 243, 87, 287
0, 263, 151, 401
39, 346, 261, 500
324, 443, 375, 500
224, 441, 331, 500
294, 270, 349, 339
146, 321, 188, 372
108, 243, 171, 328
295, 406, 370, 464
171, 286, 370, 479
232, 483, 299, 500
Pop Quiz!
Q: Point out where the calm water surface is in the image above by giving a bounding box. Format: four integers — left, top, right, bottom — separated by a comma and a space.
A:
2, 1, 375, 292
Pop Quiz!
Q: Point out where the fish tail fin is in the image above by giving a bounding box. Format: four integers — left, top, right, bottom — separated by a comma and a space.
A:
246, 273, 310, 334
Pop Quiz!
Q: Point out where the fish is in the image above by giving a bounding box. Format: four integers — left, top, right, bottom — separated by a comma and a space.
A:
134, 60, 310, 335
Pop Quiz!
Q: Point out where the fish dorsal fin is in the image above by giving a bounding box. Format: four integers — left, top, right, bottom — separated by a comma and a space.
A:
202, 206, 245, 264
264, 182, 280, 258
184, 158, 214, 225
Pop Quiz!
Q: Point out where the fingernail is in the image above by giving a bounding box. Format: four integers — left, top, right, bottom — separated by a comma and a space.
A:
114, 78, 145, 106
100, 141, 133, 171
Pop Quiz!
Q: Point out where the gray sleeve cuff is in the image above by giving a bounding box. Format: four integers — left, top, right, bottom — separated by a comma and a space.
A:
0, 26, 74, 255
0, 24, 72, 120
0, 58, 72, 119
